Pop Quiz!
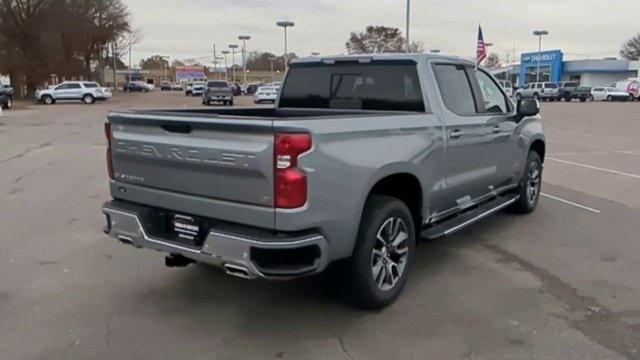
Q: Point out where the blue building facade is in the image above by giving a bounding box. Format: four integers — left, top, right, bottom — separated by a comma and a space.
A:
519, 50, 564, 84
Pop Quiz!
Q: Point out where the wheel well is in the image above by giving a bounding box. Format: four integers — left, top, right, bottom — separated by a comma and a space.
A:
530, 140, 546, 162
368, 173, 423, 230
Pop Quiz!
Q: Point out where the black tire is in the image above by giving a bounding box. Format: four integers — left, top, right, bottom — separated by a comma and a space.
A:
510, 151, 543, 214
2, 97, 10, 109
607, 95, 613, 102
564, 93, 572, 102
579, 97, 587, 103
82, 94, 95, 104
345, 195, 416, 309
229, 100, 234, 106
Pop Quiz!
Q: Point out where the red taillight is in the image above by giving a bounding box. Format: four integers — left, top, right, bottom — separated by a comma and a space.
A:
105, 123, 114, 180
274, 133, 312, 208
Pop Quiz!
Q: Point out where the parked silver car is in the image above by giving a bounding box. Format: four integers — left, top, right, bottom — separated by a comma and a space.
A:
515, 82, 559, 101
35, 81, 109, 105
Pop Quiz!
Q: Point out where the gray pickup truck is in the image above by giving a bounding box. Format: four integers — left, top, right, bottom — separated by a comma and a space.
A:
103, 54, 545, 308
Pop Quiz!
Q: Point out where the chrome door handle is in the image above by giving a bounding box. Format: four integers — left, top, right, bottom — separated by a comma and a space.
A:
449, 130, 464, 139
492, 125, 501, 133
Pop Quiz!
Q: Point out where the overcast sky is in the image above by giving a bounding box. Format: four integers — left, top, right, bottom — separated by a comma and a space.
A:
123, 0, 640, 66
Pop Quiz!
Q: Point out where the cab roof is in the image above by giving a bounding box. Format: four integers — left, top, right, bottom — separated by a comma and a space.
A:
292, 53, 475, 67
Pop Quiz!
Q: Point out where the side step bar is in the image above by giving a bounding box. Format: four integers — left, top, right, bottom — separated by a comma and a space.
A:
421, 195, 519, 240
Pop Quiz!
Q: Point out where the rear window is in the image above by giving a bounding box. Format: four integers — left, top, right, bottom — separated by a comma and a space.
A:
83, 82, 99, 88
544, 83, 558, 89
432, 64, 476, 116
564, 82, 577, 87
279, 61, 425, 112
207, 81, 228, 88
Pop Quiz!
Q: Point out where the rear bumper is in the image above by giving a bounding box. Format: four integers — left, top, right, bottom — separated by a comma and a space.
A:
102, 200, 330, 280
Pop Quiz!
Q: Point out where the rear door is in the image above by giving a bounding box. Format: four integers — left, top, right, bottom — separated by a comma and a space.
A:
432, 63, 496, 209
108, 112, 275, 207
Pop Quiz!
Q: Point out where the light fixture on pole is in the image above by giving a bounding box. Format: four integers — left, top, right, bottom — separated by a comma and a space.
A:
533, 30, 549, 83
228, 44, 239, 83
276, 21, 295, 72
238, 35, 251, 85
221, 50, 230, 81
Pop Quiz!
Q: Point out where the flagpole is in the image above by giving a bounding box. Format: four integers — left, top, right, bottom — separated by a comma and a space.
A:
476, 23, 480, 71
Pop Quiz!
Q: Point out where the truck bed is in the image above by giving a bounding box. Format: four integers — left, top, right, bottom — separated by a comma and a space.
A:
119, 107, 408, 120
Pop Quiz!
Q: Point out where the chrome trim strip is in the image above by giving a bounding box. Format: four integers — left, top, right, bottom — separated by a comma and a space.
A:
443, 197, 518, 236
426, 183, 518, 224
208, 231, 324, 247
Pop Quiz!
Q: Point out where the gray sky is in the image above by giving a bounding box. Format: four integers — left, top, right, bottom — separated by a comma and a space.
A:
124, 0, 640, 65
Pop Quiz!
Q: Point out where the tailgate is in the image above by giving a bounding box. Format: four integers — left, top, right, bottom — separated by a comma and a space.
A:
108, 111, 275, 207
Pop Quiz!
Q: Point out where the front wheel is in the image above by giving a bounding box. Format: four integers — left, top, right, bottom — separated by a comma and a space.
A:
82, 94, 95, 104
607, 95, 613, 102
3, 97, 11, 109
42, 95, 54, 105
510, 151, 542, 214
346, 195, 415, 309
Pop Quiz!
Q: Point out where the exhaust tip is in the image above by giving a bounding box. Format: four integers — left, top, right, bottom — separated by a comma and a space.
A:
224, 264, 252, 279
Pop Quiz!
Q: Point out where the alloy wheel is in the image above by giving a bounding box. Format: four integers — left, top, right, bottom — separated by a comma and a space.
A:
371, 217, 409, 291
526, 162, 541, 206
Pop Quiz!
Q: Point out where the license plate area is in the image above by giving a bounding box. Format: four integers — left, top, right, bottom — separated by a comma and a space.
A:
172, 214, 201, 242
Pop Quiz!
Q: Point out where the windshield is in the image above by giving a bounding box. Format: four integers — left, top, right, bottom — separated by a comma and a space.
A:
280, 61, 425, 112
544, 83, 558, 88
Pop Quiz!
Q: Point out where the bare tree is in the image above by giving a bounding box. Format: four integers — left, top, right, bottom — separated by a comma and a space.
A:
620, 33, 640, 61
486, 53, 500, 67
346, 26, 422, 54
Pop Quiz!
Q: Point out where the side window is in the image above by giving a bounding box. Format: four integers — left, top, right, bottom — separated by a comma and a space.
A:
475, 70, 509, 113
67, 83, 81, 89
432, 64, 477, 116
55, 84, 68, 90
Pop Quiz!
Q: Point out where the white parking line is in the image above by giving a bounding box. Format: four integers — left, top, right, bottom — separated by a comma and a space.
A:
547, 157, 640, 181
541, 193, 601, 214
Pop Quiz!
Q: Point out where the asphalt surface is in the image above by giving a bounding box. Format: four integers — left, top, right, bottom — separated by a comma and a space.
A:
1, 93, 640, 359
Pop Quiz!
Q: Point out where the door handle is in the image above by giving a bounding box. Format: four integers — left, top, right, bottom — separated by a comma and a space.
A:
492, 125, 501, 133
449, 130, 464, 139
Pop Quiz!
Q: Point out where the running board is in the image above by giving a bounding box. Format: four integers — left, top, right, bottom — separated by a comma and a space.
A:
421, 195, 519, 240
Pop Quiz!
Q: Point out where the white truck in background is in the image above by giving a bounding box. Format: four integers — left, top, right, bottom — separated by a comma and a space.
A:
610, 79, 640, 101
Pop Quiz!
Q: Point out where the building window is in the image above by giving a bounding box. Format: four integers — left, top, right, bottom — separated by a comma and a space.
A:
525, 65, 552, 83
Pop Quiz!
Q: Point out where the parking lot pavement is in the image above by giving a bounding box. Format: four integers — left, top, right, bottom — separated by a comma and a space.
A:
1, 94, 640, 359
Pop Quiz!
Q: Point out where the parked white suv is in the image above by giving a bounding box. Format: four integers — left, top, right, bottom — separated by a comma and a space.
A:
35, 81, 109, 105
515, 82, 559, 101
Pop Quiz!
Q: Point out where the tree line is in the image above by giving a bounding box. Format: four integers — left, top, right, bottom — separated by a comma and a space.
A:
0, 0, 133, 96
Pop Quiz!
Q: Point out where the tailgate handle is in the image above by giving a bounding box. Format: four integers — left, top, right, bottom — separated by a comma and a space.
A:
161, 124, 192, 134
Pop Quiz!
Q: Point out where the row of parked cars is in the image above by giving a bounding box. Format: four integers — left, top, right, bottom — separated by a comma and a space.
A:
193, 81, 283, 106
512, 80, 640, 102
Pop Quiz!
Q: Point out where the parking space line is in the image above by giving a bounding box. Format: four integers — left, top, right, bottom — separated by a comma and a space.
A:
541, 193, 601, 214
540, 193, 600, 214
547, 157, 640, 181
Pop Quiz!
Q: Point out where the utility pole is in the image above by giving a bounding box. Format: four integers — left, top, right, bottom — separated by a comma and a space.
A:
222, 50, 230, 81
229, 44, 239, 83
406, 0, 411, 53
112, 43, 117, 91
277, 21, 295, 72
533, 30, 549, 83
268, 57, 276, 82
238, 35, 251, 86
213, 43, 218, 79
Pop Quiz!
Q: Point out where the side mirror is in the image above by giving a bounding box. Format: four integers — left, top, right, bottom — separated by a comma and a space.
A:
517, 99, 540, 117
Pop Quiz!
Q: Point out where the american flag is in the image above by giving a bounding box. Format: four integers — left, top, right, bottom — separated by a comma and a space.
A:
476, 25, 487, 66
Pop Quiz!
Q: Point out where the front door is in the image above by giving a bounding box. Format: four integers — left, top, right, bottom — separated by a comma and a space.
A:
432, 63, 496, 211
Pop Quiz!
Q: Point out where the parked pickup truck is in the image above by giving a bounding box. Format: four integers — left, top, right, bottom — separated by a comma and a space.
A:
103, 54, 545, 308
556, 81, 591, 102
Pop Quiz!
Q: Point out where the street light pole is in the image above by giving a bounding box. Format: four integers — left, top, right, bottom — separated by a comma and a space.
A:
268, 57, 276, 82
533, 30, 549, 83
276, 21, 295, 72
228, 44, 239, 83
238, 35, 251, 86
406, 0, 411, 53
221, 50, 230, 81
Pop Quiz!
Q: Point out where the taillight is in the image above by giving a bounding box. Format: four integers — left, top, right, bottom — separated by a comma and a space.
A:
104, 123, 114, 180
274, 133, 312, 208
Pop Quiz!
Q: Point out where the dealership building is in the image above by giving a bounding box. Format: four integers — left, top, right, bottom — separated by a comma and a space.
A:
492, 49, 640, 87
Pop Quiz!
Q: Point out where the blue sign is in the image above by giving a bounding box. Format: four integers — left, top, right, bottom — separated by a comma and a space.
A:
520, 49, 563, 84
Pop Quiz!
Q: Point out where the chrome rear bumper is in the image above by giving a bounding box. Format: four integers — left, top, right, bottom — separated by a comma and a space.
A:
102, 201, 329, 280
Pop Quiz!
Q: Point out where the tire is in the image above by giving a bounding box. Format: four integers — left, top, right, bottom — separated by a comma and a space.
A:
228, 100, 234, 106
42, 95, 54, 105
589, 95, 594, 102
606, 95, 612, 102
564, 93, 572, 102
345, 195, 416, 309
82, 94, 95, 104
125, 88, 130, 93
533, 93, 539, 101
580, 97, 587, 103
510, 151, 543, 214
3, 97, 11, 109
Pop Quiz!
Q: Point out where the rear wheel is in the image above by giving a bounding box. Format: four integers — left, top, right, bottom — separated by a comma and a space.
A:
510, 151, 542, 214
607, 95, 612, 102
345, 195, 415, 309
3, 97, 11, 109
